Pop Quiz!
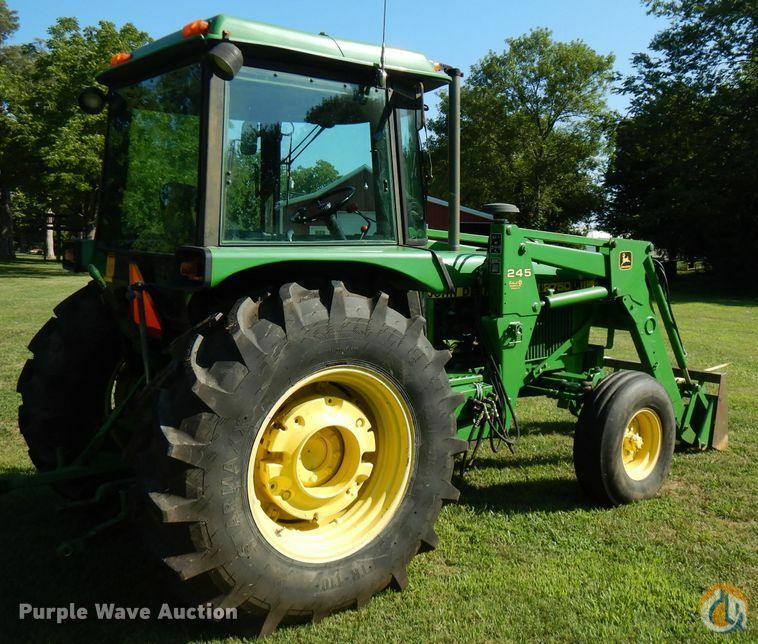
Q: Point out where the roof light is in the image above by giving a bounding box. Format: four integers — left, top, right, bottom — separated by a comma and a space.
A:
433, 62, 441, 72
78, 86, 106, 114
208, 42, 243, 80
110, 52, 132, 66
182, 19, 210, 38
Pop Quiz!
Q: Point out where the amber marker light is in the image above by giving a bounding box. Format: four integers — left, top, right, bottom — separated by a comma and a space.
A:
179, 259, 203, 281
182, 19, 210, 38
110, 52, 132, 66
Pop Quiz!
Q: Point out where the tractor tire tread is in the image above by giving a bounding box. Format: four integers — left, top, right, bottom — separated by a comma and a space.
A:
137, 281, 463, 631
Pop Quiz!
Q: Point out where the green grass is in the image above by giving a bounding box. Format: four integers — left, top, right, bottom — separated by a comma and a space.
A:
0, 256, 756, 642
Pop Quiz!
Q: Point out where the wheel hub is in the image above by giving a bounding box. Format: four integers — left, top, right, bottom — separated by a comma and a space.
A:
621, 408, 663, 480
623, 427, 644, 456
258, 392, 375, 523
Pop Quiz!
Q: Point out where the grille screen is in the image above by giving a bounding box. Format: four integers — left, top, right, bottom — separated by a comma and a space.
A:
527, 308, 573, 361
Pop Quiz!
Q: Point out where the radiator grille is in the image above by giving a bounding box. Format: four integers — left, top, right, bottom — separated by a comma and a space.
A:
527, 308, 573, 361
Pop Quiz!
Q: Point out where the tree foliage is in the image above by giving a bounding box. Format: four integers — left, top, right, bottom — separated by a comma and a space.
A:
428, 29, 615, 231
0, 11, 150, 257
603, 0, 757, 277
0, 0, 16, 44
289, 159, 340, 196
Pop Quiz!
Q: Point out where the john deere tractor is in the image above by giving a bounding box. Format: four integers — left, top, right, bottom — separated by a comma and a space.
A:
10, 15, 727, 633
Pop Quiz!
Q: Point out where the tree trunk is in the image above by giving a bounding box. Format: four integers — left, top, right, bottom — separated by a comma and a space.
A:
0, 188, 15, 259
45, 214, 56, 260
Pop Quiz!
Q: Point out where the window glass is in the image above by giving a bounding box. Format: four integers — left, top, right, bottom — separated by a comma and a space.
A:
222, 67, 397, 243
397, 107, 427, 240
100, 65, 201, 252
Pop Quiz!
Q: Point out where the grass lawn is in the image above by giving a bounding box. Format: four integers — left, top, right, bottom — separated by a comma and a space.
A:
0, 256, 755, 642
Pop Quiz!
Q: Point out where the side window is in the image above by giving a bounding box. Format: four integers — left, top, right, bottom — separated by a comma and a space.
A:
397, 108, 427, 242
101, 65, 201, 252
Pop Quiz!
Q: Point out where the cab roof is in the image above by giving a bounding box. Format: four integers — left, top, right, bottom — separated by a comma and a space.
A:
98, 14, 451, 87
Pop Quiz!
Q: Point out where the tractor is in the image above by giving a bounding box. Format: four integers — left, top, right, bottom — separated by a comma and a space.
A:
8, 15, 727, 634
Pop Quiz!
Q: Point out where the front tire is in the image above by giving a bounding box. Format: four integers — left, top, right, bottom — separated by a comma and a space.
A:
141, 281, 464, 632
573, 371, 676, 506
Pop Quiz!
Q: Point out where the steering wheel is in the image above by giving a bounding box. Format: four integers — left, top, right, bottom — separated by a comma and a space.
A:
291, 186, 356, 224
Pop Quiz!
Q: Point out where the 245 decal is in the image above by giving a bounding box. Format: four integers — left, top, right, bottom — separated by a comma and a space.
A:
506, 268, 532, 278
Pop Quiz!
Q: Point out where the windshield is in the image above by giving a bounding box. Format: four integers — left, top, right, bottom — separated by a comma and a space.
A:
99, 64, 202, 252
221, 67, 397, 243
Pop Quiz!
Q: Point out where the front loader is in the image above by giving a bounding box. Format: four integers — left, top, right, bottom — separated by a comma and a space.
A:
6, 15, 726, 632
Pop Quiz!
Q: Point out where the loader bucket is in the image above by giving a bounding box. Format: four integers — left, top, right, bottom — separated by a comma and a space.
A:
687, 366, 729, 450
603, 358, 728, 450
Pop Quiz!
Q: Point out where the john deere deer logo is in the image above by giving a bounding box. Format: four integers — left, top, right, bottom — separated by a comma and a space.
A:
619, 251, 633, 270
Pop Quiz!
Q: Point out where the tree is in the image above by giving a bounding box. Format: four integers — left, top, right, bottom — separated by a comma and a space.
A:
0, 13, 150, 258
289, 160, 340, 195
0, 0, 16, 43
0, 0, 21, 257
603, 0, 757, 277
428, 29, 615, 231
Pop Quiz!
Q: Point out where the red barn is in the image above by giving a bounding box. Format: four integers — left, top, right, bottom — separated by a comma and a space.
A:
425, 196, 493, 235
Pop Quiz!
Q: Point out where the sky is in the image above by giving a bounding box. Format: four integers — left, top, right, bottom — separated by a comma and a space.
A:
7, 0, 667, 114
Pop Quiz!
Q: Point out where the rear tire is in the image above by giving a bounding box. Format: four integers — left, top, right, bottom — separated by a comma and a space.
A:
573, 371, 676, 506
17, 282, 125, 487
138, 281, 465, 633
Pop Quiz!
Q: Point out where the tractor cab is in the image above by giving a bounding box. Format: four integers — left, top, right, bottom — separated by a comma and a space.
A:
76, 16, 446, 268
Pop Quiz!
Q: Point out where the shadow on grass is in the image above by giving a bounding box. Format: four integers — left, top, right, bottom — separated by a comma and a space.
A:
669, 273, 758, 306
0, 257, 71, 280
464, 451, 571, 470
455, 476, 590, 514
0, 488, 264, 641
519, 419, 575, 437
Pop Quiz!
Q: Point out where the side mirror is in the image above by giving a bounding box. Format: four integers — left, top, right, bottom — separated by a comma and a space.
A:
208, 42, 243, 81
78, 87, 107, 115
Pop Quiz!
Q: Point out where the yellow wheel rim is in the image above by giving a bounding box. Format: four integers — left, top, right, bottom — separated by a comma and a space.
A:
248, 366, 414, 563
621, 408, 662, 480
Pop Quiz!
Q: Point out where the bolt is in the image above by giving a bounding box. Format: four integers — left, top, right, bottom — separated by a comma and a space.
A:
294, 416, 305, 427
532, 302, 539, 312
310, 473, 319, 483
281, 490, 291, 500
356, 418, 365, 428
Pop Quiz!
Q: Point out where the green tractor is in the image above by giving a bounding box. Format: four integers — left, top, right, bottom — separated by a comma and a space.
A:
10, 15, 727, 633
